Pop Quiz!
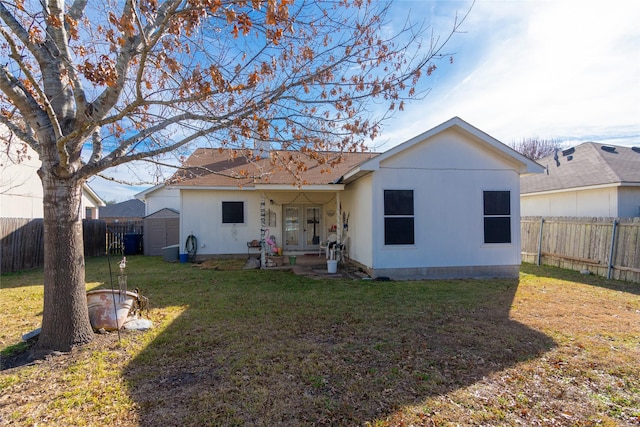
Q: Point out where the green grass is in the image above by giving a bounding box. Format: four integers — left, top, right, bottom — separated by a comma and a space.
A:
1, 257, 639, 425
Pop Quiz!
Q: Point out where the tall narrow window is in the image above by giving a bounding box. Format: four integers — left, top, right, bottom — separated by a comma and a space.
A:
222, 201, 244, 224
384, 190, 414, 245
483, 191, 511, 243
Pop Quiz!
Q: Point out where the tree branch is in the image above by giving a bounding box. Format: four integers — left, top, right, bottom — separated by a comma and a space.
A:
0, 2, 48, 64
0, 114, 39, 150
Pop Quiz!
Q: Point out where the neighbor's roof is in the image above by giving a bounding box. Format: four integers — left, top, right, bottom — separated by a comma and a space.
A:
169, 148, 379, 188
99, 199, 146, 218
521, 142, 640, 194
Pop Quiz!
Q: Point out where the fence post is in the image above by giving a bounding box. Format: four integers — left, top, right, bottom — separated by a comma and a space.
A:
607, 219, 618, 279
537, 217, 545, 266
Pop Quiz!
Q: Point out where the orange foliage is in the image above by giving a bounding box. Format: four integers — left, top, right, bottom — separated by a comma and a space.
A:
1, 0, 463, 181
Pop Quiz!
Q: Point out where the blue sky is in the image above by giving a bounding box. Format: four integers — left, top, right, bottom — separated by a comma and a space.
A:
89, 0, 640, 202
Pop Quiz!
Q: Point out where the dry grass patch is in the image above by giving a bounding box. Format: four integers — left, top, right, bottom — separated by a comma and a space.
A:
1, 258, 639, 426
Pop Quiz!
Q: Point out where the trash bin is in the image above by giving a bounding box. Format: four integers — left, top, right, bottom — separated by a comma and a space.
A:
288, 256, 297, 265
123, 233, 143, 255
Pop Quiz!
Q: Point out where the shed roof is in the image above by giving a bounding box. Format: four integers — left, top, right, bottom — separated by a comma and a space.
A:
521, 142, 640, 194
144, 208, 180, 219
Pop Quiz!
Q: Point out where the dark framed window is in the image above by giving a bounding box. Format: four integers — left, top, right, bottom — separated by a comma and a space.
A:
222, 201, 244, 224
384, 190, 414, 245
483, 191, 511, 243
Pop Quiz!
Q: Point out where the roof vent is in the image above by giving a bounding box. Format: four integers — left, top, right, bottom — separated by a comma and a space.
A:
600, 145, 616, 153
562, 147, 575, 156
253, 140, 270, 158
632, 147, 640, 154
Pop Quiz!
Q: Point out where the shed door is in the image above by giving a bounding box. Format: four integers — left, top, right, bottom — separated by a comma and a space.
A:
145, 218, 179, 256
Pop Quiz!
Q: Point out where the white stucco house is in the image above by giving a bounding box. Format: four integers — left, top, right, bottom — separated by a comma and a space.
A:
521, 142, 640, 218
162, 117, 543, 279
0, 143, 104, 219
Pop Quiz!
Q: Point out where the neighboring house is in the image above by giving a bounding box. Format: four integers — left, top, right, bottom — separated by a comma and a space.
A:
99, 199, 146, 223
0, 144, 104, 219
169, 117, 543, 279
521, 142, 640, 218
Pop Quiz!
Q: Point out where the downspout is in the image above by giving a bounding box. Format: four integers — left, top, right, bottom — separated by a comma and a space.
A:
260, 195, 266, 269
607, 219, 618, 279
336, 191, 341, 245
537, 217, 545, 266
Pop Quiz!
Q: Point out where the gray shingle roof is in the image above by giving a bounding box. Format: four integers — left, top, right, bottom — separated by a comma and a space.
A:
521, 142, 640, 194
99, 199, 146, 218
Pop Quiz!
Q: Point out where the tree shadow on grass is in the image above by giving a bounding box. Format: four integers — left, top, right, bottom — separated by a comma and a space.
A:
122, 264, 557, 426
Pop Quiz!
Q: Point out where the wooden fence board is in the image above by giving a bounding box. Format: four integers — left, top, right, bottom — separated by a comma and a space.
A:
522, 217, 640, 283
1, 218, 143, 273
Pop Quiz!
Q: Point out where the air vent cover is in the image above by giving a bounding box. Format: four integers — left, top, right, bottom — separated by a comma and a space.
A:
600, 145, 616, 153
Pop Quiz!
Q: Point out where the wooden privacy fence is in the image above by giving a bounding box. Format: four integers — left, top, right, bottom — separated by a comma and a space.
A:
1, 218, 142, 273
521, 216, 640, 283
0, 218, 45, 273
105, 220, 144, 254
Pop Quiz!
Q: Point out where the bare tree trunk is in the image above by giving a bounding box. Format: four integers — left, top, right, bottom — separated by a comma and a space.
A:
33, 173, 94, 354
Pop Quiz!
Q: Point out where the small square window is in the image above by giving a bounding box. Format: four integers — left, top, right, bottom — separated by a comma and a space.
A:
384, 190, 414, 245
484, 217, 511, 243
222, 201, 244, 224
384, 190, 414, 215
385, 217, 415, 245
484, 191, 510, 215
483, 191, 511, 244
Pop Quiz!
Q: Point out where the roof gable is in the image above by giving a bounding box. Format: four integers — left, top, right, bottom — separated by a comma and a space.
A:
342, 117, 543, 183
521, 142, 640, 194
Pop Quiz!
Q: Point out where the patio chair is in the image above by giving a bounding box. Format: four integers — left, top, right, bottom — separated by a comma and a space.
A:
319, 233, 337, 258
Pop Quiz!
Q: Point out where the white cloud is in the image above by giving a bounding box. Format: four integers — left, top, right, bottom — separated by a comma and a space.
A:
379, 0, 640, 149
91, 0, 640, 200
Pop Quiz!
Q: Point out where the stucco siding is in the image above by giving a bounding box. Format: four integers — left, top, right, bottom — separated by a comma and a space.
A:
145, 186, 181, 216
1, 145, 102, 219
181, 190, 268, 255
379, 128, 521, 172
342, 174, 373, 268
371, 167, 521, 272
0, 149, 44, 218
618, 187, 640, 217
356, 125, 527, 278
521, 187, 619, 217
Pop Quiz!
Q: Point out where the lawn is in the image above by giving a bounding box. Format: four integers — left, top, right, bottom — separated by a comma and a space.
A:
1, 256, 639, 426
